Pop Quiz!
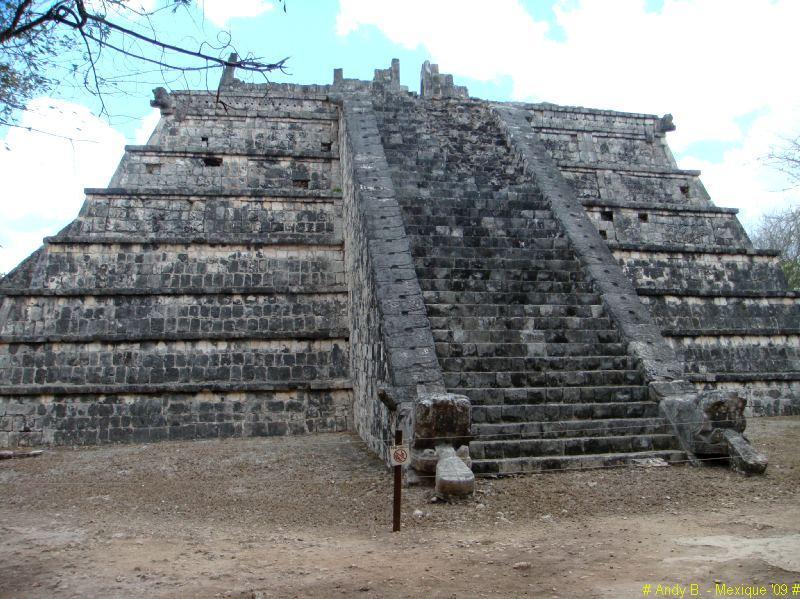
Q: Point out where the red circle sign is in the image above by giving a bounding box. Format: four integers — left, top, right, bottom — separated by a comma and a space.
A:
393, 448, 408, 463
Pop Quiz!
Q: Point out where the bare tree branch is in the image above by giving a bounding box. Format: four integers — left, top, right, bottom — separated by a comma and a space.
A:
0, 119, 100, 143
1, 0, 33, 42
751, 204, 800, 289
0, 0, 290, 131
764, 135, 800, 190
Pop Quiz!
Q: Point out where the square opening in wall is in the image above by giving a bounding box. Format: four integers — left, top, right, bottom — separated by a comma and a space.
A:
321, 142, 332, 152
599, 229, 608, 239
145, 163, 161, 174
638, 212, 649, 222
293, 180, 309, 189
202, 156, 223, 167
601, 210, 614, 222
201, 136, 209, 145
680, 184, 690, 196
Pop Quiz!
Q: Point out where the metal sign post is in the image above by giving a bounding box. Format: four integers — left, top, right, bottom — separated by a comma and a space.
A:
390, 429, 407, 532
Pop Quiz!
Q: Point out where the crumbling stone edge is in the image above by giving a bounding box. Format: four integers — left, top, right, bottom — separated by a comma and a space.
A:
334, 85, 471, 471
492, 103, 767, 474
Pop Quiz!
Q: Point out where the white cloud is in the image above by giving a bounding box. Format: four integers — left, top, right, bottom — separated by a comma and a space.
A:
0, 99, 126, 273
0, 227, 58, 277
134, 108, 162, 145
133, 0, 157, 11
681, 105, 800, 231
200, 0, 274, 28
336, 0, 800, 226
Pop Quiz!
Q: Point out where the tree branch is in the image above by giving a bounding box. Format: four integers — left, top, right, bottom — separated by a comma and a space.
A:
82, 10, 288, 74
0, 0, 33, 42
81, 30, 223, 72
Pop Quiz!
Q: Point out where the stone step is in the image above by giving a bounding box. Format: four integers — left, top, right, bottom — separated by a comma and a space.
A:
409, 235, 569, 249
415, 266, 582, 283
455, 385, 648, 406
470, 433, 679, 460
416, 254, 580, 269
374, 99, 675, 473
402, 205, 551, 219
439, 355, 636, 374
426, 303, 604, 319
435, 341, 629, 359
397, 179, 525, 193
401, 215, 557, 229
471, 450, 687, 475
422, 290, 602, 306
472, 401, 660, 424
472, 417, 670, 440
444, 369, 642, 389
413, 242, 574, 257
406, 226, 563, 240
418, 279, 593, 294
431, 328, 622, 345
427, 315, 614, 331
397, 192, 544, 205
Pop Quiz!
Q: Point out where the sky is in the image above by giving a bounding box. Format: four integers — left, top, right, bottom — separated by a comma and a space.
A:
1, 0, 798, 273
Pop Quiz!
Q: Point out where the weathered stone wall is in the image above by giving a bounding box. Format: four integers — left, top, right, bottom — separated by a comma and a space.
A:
538, 131, 672, 169
616, 250, 785, 294
586, 206, 750, 247
639, 295, 800, 333
668, 334, 800, 374
112, 149, 338, 192
0, 388, 350, 447
527, 105, 664, 136
0, 85, 354, 447
561, 167, 708, 206
2, 244, 344, 294
0, 293, 347, 341
337, 89, 445, 461
694, 380, 800, 417
338, 96, 391, 459
61, 192, 342, 245
0, 338, 348, 390
151, 115, 338, 155
164, 89, 337, 118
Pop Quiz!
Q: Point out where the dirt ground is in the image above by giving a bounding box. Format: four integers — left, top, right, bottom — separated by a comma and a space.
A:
1, 417, 798, 598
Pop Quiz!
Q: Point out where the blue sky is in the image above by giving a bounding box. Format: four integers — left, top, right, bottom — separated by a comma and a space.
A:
1, 0, 798, 272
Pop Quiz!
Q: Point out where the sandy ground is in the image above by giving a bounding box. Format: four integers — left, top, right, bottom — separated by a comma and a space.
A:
0, 417, 798, 598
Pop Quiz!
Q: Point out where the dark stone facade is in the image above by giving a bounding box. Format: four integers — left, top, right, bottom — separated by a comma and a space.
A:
1, 60, 796, 473
0, 85, 352, 448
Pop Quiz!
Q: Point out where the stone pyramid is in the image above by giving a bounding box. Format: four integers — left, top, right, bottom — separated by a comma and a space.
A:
1, 60, 793, 475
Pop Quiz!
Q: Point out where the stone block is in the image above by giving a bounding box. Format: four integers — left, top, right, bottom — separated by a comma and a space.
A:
724, 429, 768, 475
434, 445, 475, 499
414, 392, 471, 449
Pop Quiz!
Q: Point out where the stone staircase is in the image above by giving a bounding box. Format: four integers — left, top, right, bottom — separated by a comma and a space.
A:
373, 94, 684, 474
526, 103, 800, 416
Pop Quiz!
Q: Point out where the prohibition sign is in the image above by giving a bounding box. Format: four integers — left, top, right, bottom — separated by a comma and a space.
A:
390, 444, 409, 466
